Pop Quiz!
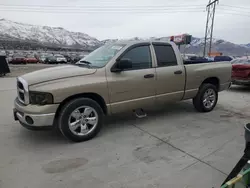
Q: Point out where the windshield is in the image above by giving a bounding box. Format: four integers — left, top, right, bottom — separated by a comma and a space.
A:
232, 59, 250, 64
76, 43, 126, 68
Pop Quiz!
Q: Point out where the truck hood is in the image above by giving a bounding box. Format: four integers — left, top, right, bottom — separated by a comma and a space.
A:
21, 65, 97, 85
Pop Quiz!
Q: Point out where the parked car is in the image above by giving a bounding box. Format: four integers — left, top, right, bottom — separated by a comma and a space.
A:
205, 56, 214, 62
231, 59, 250, 85
71, 54, 86, 64
181, 54, 196, 60
25, 55, 38, 64
214, 56, 233, 62
63, 55, 72, 63
44, 55, 57, 64
9, 55, 26, 64
7, 56, 13, 63
54, 54, 67, 63
185, 56, 210, 64
38, 55, 47, 63
13, 41, 232, 142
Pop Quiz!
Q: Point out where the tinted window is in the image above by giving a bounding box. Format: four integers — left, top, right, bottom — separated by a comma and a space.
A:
121, 45, 152, 70
153, 45, 177, 67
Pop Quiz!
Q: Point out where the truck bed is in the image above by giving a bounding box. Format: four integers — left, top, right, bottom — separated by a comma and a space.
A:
182, 61, 232, 101
184, 60, 212, 64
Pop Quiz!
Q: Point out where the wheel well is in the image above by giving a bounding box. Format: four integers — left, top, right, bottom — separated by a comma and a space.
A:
54, 93, 108, 119
201, 77, 220, 90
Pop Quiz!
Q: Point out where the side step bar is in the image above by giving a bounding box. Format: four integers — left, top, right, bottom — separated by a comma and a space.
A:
133, 108, 147, 118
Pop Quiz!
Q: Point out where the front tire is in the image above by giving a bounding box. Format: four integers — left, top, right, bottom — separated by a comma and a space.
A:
58, 98, 103, 142
193, 83, 218, 112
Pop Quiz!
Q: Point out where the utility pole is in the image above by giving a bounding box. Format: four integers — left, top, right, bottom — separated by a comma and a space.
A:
203, 0, 219, 57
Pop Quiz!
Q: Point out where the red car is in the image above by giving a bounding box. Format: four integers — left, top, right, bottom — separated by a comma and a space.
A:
231, 59, 250, 85
10, 55, 26, 64
25, 56, 38, 64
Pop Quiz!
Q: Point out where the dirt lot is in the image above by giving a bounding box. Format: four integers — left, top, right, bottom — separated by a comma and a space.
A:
0, 66, 250, 188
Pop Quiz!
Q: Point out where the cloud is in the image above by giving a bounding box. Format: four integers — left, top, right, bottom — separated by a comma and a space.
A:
0, 0, 250, 43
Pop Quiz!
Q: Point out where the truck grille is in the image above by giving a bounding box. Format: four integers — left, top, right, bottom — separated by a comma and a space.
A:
17, 77, 29, 105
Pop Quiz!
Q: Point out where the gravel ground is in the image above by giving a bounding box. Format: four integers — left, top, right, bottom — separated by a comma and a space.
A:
0, 74, 249, 187
7, 64, 58, 77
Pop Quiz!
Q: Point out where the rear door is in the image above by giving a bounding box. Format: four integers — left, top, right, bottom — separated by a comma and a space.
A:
106, 44, 156, 114
153, 43, 185, 104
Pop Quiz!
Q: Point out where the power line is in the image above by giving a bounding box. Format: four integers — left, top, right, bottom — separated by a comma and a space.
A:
0, 3, 207, 14
0, 7, 206, 11
220, 4, 250, 10
0, 8, 205, 14
218, 7, 250, 14
0, 5, 206, 14
0, 5, 205, 11
0, 4, 205, 8
217, 11, 250, 17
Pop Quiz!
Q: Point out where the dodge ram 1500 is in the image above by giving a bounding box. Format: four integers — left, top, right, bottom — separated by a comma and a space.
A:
13, 41, 232, 142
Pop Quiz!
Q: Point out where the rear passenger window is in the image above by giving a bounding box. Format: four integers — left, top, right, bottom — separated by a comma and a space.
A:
153, 45, 177, 67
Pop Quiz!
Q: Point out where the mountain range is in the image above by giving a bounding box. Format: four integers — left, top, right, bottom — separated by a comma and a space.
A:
0, 19, 102, 50
0, 18, 250, 56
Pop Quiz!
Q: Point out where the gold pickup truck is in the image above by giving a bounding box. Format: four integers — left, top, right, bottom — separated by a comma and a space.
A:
13, 41, 232, 142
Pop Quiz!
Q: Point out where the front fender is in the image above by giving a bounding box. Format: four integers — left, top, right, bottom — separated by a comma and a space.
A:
29, 75, 109, 104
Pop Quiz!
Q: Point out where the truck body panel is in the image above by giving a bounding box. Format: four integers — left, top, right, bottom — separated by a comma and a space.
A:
184, 62, 232, 99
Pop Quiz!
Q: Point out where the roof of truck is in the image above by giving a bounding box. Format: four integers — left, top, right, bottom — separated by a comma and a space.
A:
110, 40, 173, 46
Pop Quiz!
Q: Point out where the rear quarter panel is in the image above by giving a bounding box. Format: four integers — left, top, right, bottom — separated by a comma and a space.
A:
183, 62, 232, 99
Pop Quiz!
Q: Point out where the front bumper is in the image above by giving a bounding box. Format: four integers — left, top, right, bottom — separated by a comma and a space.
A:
14, 99, 59, 127
232, 79, 250, 85
14, 109, 55, 127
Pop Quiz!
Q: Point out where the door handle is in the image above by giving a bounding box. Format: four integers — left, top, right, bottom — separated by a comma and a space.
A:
144, 74, 155, 78
174, 70, 183, 75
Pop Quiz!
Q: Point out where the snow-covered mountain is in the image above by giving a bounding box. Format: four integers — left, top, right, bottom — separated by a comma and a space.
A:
0, 18, 249, 55
183, 37, 250, 56
0, 19, 102, 49
104, 36, 250, 56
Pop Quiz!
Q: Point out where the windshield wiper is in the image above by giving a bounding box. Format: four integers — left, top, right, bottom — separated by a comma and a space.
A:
79, 60, 92, 65
75, 60, 92, 68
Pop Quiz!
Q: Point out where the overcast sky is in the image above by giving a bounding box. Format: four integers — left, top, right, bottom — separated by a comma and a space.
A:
0, 0, 250, 43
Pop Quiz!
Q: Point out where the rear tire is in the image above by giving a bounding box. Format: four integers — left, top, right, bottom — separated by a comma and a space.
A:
193, 83, 218, 112
58, 98, 103, 142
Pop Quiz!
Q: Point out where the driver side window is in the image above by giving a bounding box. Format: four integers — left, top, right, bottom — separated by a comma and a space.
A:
120, 45, 152, 70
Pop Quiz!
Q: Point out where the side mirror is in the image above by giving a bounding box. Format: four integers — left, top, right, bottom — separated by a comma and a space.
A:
111, 58, 132, 72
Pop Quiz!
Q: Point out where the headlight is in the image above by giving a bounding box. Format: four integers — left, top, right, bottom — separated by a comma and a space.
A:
29, 91, 53, 105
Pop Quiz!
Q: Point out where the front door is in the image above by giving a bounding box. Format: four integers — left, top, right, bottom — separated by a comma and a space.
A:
106, 44, 156, 114
153, 44, 186, 104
